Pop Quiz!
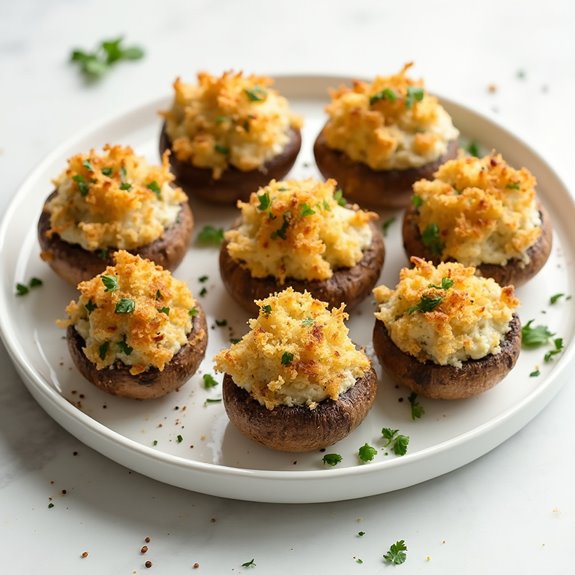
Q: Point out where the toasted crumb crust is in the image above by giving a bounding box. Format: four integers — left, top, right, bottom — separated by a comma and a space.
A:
219, 220, 385, 314
313, 129, 458, 209
159, 124, 302, 204
66, 308, 207, 400
38, 192, 193, 285
222, 366, 377, 452
372, 314, 521, 400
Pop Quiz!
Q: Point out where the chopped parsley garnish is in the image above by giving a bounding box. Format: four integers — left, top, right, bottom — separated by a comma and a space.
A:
550, 293, 565, 304
155, 290, 162, 300
72, 174, 90, 196
241, 558, 256, 568
198, 275, 209, 283
15, 277, 43, 296
230, 338, 241, 344
48, 503, 54, 509
521, 320, 554, 348
120, 166, 127, 181
152, 440, 158, 446
189, 307, 199, 317
15, 283, 29, 296
85, 299, 97, 314
544, 338, 564, 363
271, 214, 290, 240
529, 369, 541, 377
244, 86, 268, 102
429, 277, 453, 290
383, 540, 407, 565
196, 225, 225, 246
300, 203, 315, 217
381, 428, 410, 456
205, 398, 222, 404
159, 306, 170, 315
70, 36, 144, 80
115, 298, 135, 314
98, 341, 109, 360
214, 143, 230, 155
117, 337, 133, 356
83, 160, 94, 172
119, 181, 132, 191
467, 141, 480, 157
302, 317, 314, 327
357, 531, 366, 537
261, 304, 272, 316
382, 217, 396, 236
407, 392, 425, 420
369, 87, 397, 105
322, 453, 342, 466
199, 287, 207, 297
408, 294, 443, 314
101, 274, 119, 292
215, 319, 227, 327
203, 374, 219, 389
505, 182, 521, 190
421, 223, 443, 256
411, 194, 423, 208
257, 191, 271, 211
101, 167, 114, 176
281, 351, 294, 365
358, 443, 377, 463
147, 180, 162, 198
334, 189, 347, 206
176, 434, 183, 444
405, 86, 424, 108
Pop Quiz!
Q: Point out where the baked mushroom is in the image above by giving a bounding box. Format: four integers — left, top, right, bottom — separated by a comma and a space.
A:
214, 287, 377, 452
59, 250, 208, 400
313, 63, 459, 209
159, 72, 303, 204
219, 178, 385, 315
402, 151, 553, 287
372, 257, 521, 400
38, 145, 193, 286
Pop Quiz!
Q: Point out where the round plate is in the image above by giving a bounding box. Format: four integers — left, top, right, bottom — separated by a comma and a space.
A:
1, 75, 573, 503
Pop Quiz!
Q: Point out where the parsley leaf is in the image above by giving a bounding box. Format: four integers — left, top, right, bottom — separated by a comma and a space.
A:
196, 225, 224, 246
322, 453, 342, 466
429, 277, 453, 290
407, 392, 425, 420
176, 434, 183, 443
381, 428, 399, 446
421, 223, 444, 256
101, 275, 119, 292
529, 368, 541, 377
506, 182, 521, 190
115, 298, 135, 314
358, 443, 377, 463
147, 180, 162, 199
544, 338, 564, 362
98, 341, 109, 360
281, 351, 294, 365
101, 167, 114, 176
241, 558, 256, 568
467, 141, 480, 157
117, 337, 133, 356
15, 283, 29, 296
405, 86, 424, 108
411, 194, 423, 208
271, 214, 290, 240
408, 294, 443, 314
369, 88, 397, 105
159, 306, 170, 315
383, 540, 407, 565
261, 304, 272, 316
85, 299, 97, 314
203, 374, 219, 389
189, 307, 199, 317
550, 293, 565, 305
334, 189, 347, 207
119, 181, 132, 191
300, 203, 315, 217
393, 434, 410, 456
521, 320, 554, 348
382, 217, 396, 236
244, 86, 268, 102
29, 277, 43, 288
72, 174, 90, 196
257, 191, 271, 211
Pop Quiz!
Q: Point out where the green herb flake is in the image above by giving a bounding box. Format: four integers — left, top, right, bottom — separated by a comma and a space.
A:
544, 338, 564, 363
83, 160, 94, 172
393, 434, 410, 456
281, 351, 294, 365
117, 337, 133, 356
383, 540, 407, 565
357, 531, 366, 537
300, 203, 316, 217
72, 174, 90, 196
115, 298, 135, 314
214, 143, 230, 155
429, 277, 453, 290
159, 306, 170, 315
15, 283, 29, 296
408, 294, 443, 314
261, 304, 272, 316
205, 398, 222, 404
29, 277, 43, 288
241, 558, 256, 568
155, 290, 162, 300
411, 194, 423, 208
302, 317, 314, 327
152, 440, 158, 446
408, 392, 425, 420
189, 307, 199, 317
405, 86, 424, 108
196, 225, 225, 246
176, 434, 183, 444
48, 502, 54, 509
85, 299, 97, 314
506, 182, 521, 190
550, 293, 565, 305
381, 217, 396, 236
101, 275, 119, 292
257, 191, 271, 211
203, 374, 219, 389
215, 319, 227, 327
119, 181, 132, 191
230, 338, 241, 344
356, 558, 364, 564
467, 141, 481, 157
271, 214, 290, 240
358, 443, 377, 463
322, 453, 342, 466
101, 167, 114, 176
421, 223, 444, 256
381, 427, 399, 446
244, 85, 268, 102
119, 166, 127, 182
521, 320, 554, 348
529, 369, 541, 377
98, 341, 110, 360
334, 189, 347, 207
199, 287, 207, 297
147, 180, 162, 198
369, 88, 397, 105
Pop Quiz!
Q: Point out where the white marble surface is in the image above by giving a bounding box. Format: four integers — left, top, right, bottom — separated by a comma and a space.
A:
1, 0, 574, 572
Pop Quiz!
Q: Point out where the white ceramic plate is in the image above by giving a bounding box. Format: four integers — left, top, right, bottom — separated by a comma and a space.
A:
1, 75, 574, 504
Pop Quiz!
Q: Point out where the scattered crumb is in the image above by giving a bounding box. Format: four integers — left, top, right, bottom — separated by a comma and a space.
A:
141, 545, 149, 554
145, 560, 153, 568
210, 518, 216, 523
81, 551, 89, 559
426, 555, 432, 561
487, 83, 497, 93
552, 507, 560, 514
145, 536, 151, 543
193, 563, 200, 569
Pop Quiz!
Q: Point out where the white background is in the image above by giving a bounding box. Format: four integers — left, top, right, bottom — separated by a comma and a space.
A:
1, 1, 574, 573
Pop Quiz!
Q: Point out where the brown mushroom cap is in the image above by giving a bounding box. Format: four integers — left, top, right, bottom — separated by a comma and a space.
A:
66, 307, 208, 400
37, 192, 194, 286
219, 220, 385, 315
313, 126, 459, 210
402, 203, 553, 287
159, 123, 302, 205
222, 366, 378, 452
372, 314, 521, 400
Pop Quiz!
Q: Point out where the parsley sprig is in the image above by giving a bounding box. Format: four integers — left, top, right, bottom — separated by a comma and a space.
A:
381, 428, 410, 456
383, 540, 407, 565
196, 225, 224, 246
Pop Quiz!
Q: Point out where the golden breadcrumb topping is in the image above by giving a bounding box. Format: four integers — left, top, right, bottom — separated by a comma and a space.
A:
374, 257, 519, 367
162, 71, 303, 178
59, 251, 196, 375
322, 63, 459, 170
413, 152, 542, 266
47, 145, 187, 251
225, 179, 377, 282
214, 287, 370, 409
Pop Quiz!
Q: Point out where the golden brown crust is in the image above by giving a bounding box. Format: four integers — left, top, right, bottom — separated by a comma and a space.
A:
219, 221, 385, 314
38, 191, 194, 286
372, 314, 521, 400
402, 203, 553, 287
222, 366, 378, 452
66, 307, 208, 399
159, 122, 302, 204
313, 126, 458, 209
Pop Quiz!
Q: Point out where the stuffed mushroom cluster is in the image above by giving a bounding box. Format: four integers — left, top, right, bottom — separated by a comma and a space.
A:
37, 65, 553, 454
